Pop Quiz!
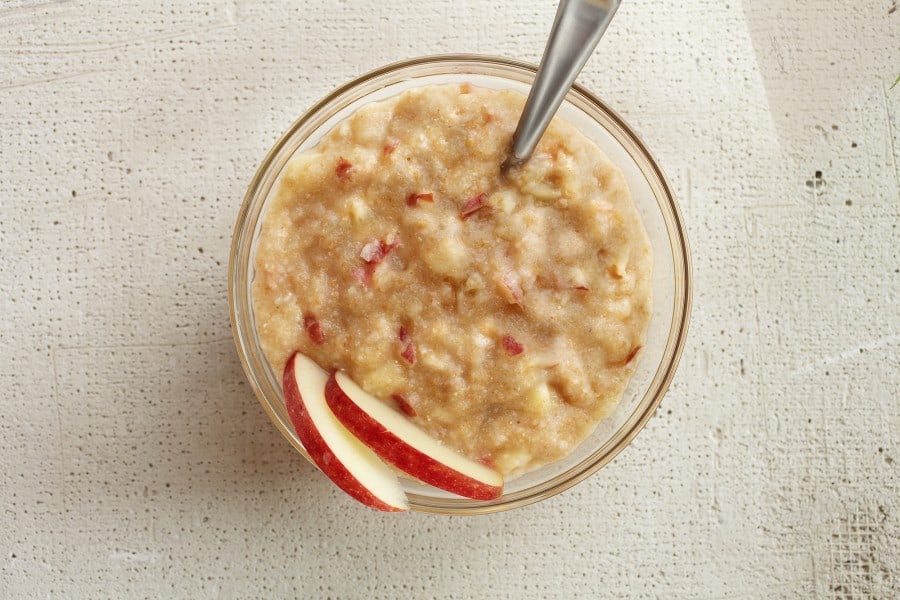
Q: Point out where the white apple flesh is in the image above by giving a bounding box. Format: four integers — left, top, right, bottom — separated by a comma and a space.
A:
325, 371, 504, 501
282, 353, 408, 512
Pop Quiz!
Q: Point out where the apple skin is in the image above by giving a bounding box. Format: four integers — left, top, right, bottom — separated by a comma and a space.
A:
324, 372, 503, 501
282, 353, 408, 512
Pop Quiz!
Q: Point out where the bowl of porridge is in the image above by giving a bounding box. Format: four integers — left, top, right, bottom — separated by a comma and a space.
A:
229, 55, 692, 514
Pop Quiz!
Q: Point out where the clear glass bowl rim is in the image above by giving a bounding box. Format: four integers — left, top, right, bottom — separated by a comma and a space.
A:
228, 53, 693, 515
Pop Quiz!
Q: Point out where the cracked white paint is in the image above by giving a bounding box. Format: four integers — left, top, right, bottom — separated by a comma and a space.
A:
0, 0, 897, 598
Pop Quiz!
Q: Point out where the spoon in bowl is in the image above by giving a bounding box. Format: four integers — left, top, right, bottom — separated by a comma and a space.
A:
503, 0, 621, 171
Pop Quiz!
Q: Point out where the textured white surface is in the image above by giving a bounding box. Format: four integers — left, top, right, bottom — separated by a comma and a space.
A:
1, 1, 898, 598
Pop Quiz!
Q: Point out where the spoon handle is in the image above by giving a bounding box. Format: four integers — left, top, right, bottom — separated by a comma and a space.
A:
506, 0, 621, 168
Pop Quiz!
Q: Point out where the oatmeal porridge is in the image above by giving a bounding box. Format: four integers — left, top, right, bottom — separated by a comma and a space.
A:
252, 83, 652, 477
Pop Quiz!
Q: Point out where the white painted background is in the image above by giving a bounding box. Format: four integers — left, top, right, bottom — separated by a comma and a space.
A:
1, 1, 897, 598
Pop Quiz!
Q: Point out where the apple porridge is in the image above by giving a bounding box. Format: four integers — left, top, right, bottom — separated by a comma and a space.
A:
252, 83, 652, 478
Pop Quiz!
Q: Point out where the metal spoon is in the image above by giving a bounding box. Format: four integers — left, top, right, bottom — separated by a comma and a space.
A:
503, 0, 621, 170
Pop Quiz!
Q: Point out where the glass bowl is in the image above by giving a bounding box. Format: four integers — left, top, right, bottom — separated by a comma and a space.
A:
229, 54, 692, 514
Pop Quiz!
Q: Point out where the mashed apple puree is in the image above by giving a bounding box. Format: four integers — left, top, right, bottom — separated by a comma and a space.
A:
252, 84, 652, 477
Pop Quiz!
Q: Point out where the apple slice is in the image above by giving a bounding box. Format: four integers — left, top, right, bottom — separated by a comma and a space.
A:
282, 353, 408, 512
325, 372, 503, 500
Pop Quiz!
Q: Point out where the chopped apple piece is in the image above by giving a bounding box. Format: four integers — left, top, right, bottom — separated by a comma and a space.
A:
525, 382, 552, 415
335, 157, 353, 181
406, 192, 434, 207
567, 267, 588, 290
494, 269, 524, 305
391, 393, 417, 417
347, 196, 369, 222
423, 235, 468, 278
360, 238, 399, 265
303, 315, 325, 345
398, 326, 416, 365
460, 192, 487, 219
501, 334, 524, 356
360, 240, 383, 263
615, 345, 643, 367
522, 181, 561, 201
